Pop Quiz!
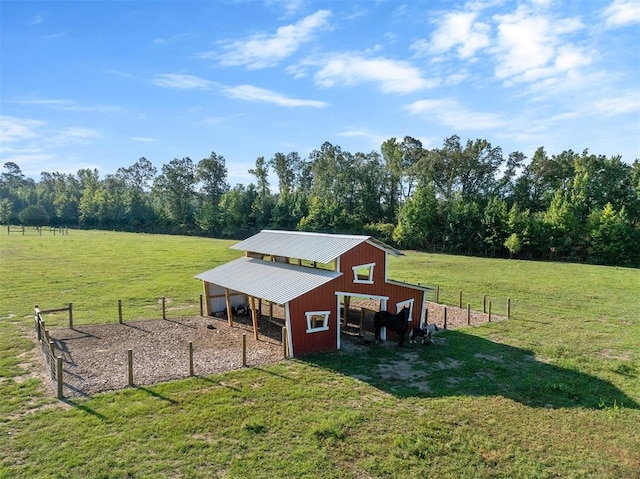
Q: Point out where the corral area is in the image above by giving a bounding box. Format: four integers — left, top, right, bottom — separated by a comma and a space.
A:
44, 315, 284, 397
40, 299, 500, 398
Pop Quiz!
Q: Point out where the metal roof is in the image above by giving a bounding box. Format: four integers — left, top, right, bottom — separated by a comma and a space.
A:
230, 229, 403, 264
195, 256, 342, 305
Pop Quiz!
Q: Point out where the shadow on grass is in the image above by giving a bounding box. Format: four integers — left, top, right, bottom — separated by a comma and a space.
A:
303, 330, 639, 410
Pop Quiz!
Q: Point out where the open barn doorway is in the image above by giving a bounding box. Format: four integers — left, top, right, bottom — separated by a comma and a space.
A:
337, 293, 387, 340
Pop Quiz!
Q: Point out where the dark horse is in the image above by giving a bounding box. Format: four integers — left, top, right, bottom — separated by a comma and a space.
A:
374, 306, 411, 347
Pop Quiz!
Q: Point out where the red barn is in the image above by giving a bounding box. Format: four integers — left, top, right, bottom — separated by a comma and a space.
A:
196, 230, 429, 357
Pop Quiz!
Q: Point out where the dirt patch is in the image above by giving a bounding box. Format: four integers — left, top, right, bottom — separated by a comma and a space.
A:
45, 315, 285, 398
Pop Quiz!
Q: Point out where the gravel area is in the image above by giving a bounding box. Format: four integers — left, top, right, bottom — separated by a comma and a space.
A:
39, 300, 502, 398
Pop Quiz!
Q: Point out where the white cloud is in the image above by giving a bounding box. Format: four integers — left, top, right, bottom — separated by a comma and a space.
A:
405, 98, 505, 130
414, 10, 491, 59
214, 10, 331, 69
603, 0, 640, 27
16, 97, 122, 113
312, 53, 432, 94
591, 90, 640, 117
223, 84, 328, 108
492, 5, 589, 84
152, 74, 217, 90
131, 137, 157, 143
0, 116, 44, 142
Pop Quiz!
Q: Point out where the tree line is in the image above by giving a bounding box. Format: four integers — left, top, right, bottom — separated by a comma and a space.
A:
1, 135, 639, 267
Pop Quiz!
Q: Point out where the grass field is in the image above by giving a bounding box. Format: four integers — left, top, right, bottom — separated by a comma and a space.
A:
1, 229, 639, 478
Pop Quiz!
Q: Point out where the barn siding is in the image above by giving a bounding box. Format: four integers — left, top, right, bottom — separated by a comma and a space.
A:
287, 242, 426, 355
288, 283, 340, 356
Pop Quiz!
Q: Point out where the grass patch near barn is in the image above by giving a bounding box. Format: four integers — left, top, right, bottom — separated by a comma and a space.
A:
1, 230, 639, 478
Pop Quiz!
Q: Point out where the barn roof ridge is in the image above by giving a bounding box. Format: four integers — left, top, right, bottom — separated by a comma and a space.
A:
231, 229, 403, 264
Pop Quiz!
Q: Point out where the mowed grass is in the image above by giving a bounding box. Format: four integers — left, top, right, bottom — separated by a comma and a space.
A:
1, 230, 639, 478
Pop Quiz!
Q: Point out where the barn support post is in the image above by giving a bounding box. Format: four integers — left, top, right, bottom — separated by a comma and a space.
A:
269, 302, 273, 322
189, 342, 194, 376
250, 296, 259, 340
202, 282, 211, 317
127, 349, 134, 386
224, 288, 233, 326
343, 296, 351, 326
56, 357, 63, 399
359, 308, 365, 334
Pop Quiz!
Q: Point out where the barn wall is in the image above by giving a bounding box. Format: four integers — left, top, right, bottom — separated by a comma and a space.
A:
286, 243, 427, 355
204, 283, 247, 315
288, 283, 339, 356
335, 242, 424, 327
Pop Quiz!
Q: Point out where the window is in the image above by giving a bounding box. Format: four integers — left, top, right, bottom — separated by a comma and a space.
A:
305, 311, 330, 333
352, 263, 375, 284
396, 299, 414, 320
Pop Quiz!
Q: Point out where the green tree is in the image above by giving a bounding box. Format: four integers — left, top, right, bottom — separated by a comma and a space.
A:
153, 157, 196, 228
504, 233, 522, 259
0, 198, 13, 224
393, 181, 438, 250
195, 152, 229, 236
482, 196, 509, 257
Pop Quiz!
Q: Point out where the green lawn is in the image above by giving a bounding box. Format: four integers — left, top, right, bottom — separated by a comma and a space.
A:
1, 230, 639, 478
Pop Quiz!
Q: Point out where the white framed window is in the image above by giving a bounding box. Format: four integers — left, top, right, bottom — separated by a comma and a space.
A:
305, 311, 330, 333
396, 299, 414, 321
352, 263, 375, 284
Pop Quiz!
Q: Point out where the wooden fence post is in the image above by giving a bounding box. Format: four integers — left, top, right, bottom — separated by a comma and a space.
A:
242, 334, 247, 367
459, 290, 463, 308
128, 349, 134, 386
507, 298, 511, 319
162, 297, 166, 320
435, 286, 440, 304
68, 303, 73, 329
467, 303, 471, 325
189, 342, 194, 376
199, 294, 204, 317
488, 301, 492, 322
443, 306, 448, 330
57, 357, 63, 399
483, 294, 487, 313
282, 327, 288, 358
118, 299, 123, 324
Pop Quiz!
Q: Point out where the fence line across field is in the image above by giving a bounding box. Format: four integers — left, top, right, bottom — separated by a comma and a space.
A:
7, 225, 68, 235
431, 285, 512, 321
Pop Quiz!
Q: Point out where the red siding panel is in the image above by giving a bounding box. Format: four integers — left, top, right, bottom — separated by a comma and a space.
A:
286, 243, 427, 355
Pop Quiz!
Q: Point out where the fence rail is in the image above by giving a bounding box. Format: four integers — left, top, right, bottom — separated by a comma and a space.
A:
34, 309, 63, 399
7, 225, 68, 235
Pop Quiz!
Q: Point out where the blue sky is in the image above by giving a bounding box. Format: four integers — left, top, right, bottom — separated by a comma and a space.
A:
1, 0, 639, 186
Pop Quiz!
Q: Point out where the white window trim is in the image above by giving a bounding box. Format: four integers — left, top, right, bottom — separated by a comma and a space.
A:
352, 262, 375, 284
305, 310, 330, 333
396, 299, 414, 321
